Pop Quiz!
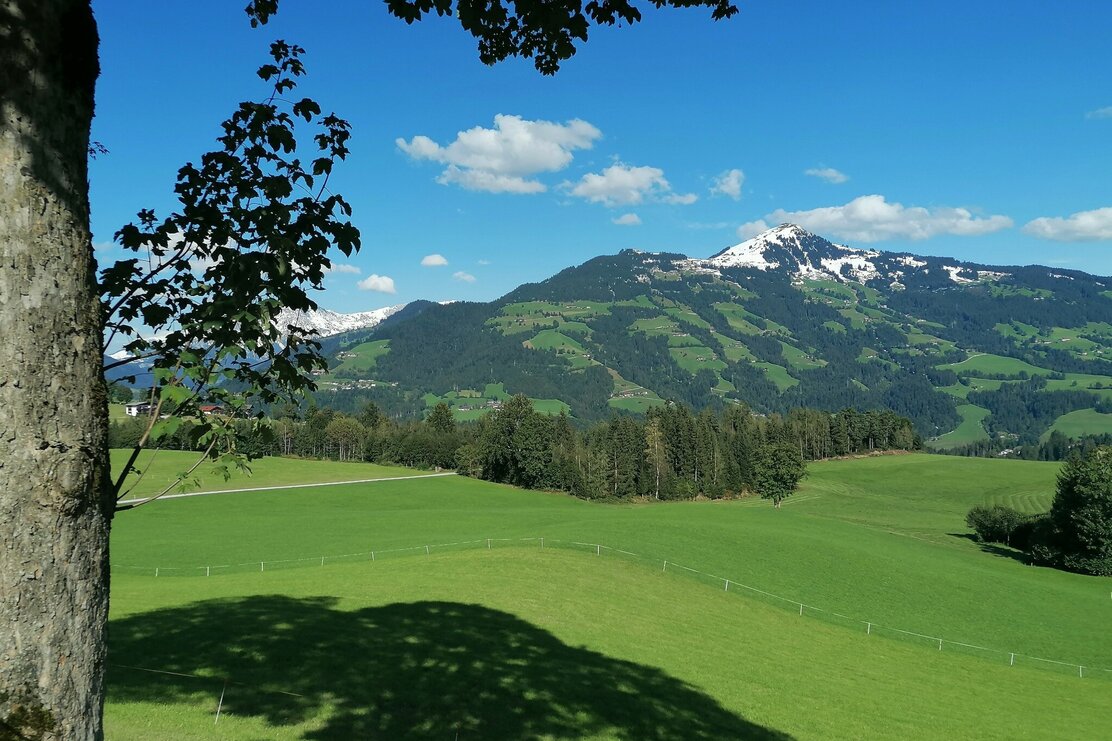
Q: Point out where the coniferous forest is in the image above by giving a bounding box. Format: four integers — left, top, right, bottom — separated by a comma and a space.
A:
110, 397, 918, 503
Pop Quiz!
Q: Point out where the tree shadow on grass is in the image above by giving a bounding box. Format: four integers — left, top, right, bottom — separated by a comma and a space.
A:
948, 533, 1031, 565
108, 596, 791, 739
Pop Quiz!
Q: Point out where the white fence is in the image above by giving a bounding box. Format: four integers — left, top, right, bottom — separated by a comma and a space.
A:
115, 536, 1111, 680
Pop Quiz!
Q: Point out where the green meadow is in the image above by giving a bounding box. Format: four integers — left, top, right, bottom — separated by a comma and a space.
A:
106, 452, 1112, 738
927, 403, 991, 448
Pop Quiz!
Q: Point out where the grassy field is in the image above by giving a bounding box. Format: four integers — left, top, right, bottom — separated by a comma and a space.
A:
1043, 408, 1112, 440
106, 454, 1112, 738
927, 403, 991, 448
330, 339, 390, 374
937, 353, 1050, 378
110, 449, 424, 500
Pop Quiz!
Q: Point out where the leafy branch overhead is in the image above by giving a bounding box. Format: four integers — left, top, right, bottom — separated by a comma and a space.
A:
245, 0, 739, 74
100, 41, 360, 506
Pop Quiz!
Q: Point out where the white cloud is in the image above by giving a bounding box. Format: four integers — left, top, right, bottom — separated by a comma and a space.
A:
325, 263, 360, 274
805, 167, 849, 184
612, 213, 642, 226
710, 169, 744, 199
453, 271, 477, 283
421, 254, 449, 267
566, 163, 697, 207
1023, 207, 1112, 242
436, 166, 546, 194
357, 274, 397, 293
664, 192, 699, 205
477, 259, 491, 265
736, 220, 771, 240
397, 114, 601, 194
1085, 106, 1112, 120
736, 194, 1012, 243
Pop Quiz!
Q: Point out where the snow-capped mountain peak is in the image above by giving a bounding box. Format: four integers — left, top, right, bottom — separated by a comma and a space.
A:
274, 304, 406, 339
705, 224, 884, 283
697, 223, 1009, 287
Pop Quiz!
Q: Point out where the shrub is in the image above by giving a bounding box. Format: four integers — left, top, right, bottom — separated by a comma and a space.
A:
965, 505, 1030, 546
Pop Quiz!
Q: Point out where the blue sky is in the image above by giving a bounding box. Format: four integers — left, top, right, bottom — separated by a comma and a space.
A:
90, 0, 1112, 312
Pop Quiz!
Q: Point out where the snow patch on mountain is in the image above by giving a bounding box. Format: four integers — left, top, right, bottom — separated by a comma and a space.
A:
274, 304, 406, 338
943, 265, 975, 284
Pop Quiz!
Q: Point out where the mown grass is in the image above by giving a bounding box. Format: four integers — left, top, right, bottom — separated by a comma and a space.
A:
1042, 408, 1112, 440
105, 453, 1112, 738
927, 403, 990, 448
608, 395, 666, 413
106, 548, 1110, 740
110, 449, 423, 500
937, 353, 1050, 378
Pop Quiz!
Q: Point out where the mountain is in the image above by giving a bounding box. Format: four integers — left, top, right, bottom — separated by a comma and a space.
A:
703, 224, 997, 287
274, 303, 407, 339
306, 225, 1112, 448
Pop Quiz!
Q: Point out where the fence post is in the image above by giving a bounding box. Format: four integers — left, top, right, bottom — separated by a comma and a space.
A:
371, 551, 375, 562
321, 556, 325, 566
799, 603, 803, 616
662, 560, 667, 572
206, 566, 210, 577
425, 545, 430, 556
596, 544, 600, 556
867, 622, 871, 635
540, 537, 544, 549
724, 579, 729, 592
155, 567, 159, 577
487, 538, 491, 550
1010, 653, 1014, 666
1079, 665, 1084, 678
938, 638, 942, 651
214, 679, 227, 725
260, 561, 264, 572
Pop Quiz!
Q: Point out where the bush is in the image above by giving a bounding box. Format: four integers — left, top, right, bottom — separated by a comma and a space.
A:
965, 505, 1030, 547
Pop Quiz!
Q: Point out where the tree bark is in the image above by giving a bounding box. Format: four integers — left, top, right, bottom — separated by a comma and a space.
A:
1, 2, 111, 739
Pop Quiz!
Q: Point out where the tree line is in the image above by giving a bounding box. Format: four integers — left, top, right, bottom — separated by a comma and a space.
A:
110, 398, 919, 504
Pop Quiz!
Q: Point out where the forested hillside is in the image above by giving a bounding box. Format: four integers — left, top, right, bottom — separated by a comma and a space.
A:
310, 225, 1112, 448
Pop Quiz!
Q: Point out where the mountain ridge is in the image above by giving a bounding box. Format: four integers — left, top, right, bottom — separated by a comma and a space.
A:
294, 226, 1112, 448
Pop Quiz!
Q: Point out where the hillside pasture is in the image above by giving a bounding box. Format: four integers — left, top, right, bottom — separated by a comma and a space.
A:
330, 339, 390, 374
756, 361, 798, 390
1043, 408, 1112, 440
109, 449, 422, 501
668, 345, 727, 375
927, 404, 991, 449
938, 353, 1050, 378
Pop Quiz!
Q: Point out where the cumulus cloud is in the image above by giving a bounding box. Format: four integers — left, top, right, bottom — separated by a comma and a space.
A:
357, 274, 397, 293
397, 114, 601, 194
325, 263, 360, 274
1085, 106, 1112, 120
612, 213, 642, 226
453, 271, 477, 283
566, 163, 697, 207
421, 254, 449, 267
736, 220, 772, 240
1022, 207, 1112, 242
805, 167, 849, 184
710, 169, 744, 200
735, 194, 1012, 243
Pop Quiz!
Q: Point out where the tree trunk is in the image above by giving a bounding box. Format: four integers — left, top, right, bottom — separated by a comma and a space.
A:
0, 2, 111, 739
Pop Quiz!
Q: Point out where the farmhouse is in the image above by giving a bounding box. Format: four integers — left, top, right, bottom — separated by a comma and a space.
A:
124, 402, 151, 417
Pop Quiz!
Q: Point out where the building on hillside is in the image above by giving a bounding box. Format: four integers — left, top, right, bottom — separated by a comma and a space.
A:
124, 402, 151, 417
